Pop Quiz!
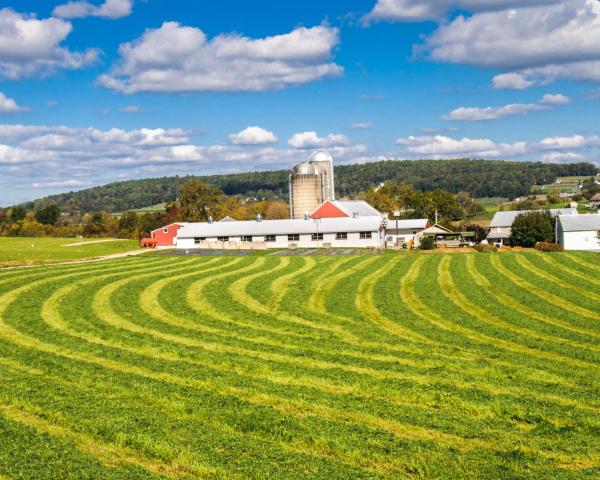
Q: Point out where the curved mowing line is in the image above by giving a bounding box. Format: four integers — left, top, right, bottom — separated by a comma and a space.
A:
228, 257, 365, 344
515, 255, 600, 305
537, 254, 600, 287
306, 256, 376, 322
565, 252, 600, 270
466, 255, 600, 347
492, 255, 600, 322
266, 256, 317, 310
399, 256, 587, 387
3, 261, 599, 466
355, 255, 429, 343
438, 257, 598, 371
0, 402, 206, 479
0, 274, 525, 461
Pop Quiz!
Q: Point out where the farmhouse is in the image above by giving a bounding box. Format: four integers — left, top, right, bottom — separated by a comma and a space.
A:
487, 208, 577, 246
556, 213, 600, 251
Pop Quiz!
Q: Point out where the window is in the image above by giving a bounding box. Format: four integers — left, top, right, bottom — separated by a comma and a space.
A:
265, 235, 276, 242
360, 232, 372, 239
217, 236, 229, 242
194, 237, 205, 245
241, 235, 253, 242
163, 228, 169, 233
336, 232, 348, 240
311, 233, 323, 241
288, 234, 300, 242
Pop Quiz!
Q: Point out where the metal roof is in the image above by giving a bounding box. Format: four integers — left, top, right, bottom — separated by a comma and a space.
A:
558, 214, 600, 232
490, 208, 577, 228
177, 216, 389, 238
328, 200, 381, 217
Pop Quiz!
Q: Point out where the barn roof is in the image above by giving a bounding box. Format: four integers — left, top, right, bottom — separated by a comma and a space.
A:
558, 214, 600, 232
178, 216, 401, 238
490, 208, 577, 228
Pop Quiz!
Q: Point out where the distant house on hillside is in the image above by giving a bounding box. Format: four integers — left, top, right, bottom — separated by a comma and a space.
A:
487, 208, 577, 246
557, 214, 600, 251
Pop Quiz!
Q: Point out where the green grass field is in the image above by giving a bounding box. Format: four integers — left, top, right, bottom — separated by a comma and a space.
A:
0, 251, 599, 479
0, 237, 141, 267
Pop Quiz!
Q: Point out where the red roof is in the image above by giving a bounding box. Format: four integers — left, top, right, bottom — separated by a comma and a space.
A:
310, 201, 349, 219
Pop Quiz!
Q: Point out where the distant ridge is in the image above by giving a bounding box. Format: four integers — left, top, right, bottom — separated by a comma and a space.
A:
18, 159, 598, 214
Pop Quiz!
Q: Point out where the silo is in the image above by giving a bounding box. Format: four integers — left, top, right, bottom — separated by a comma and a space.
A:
308, 150, 335, 201
289, 162, 323, 219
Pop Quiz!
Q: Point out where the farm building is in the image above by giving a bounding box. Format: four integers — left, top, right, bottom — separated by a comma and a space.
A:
175, 216, 387, 249
590, 193, 600, 210
556, 214, 600, 251
487, 208, 577, 246
150, 223, 188, 247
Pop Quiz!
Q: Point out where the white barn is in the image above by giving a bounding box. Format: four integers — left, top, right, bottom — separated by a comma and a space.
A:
176, 216, 387, 249
557, 214, 600, 251
487, 208, 577, 246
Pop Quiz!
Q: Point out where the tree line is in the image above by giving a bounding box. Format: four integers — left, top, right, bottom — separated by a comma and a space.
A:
17, 159, 598, 215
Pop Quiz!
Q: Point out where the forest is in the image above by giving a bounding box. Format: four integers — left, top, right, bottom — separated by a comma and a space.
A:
15, 159, 598, 214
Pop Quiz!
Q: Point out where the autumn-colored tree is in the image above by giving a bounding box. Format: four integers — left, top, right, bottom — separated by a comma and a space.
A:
177, 181, 224, 222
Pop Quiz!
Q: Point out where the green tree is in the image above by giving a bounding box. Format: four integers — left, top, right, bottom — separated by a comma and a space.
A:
35, 205, 61, 225
117, 211, 140, 239
177, 181, 224, 222
511, 211, 555, 247
9, 206, 26, 222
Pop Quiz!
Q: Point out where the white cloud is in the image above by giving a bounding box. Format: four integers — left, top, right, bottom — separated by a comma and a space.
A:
229, 126, 278, 145
288, 131, 351, 149
0, 8, 99, 79
120, 105, 142, 113
492, 73, 534, 90
53, 0, 133, 20
396, 134, 527, 158
32, 179, 93, 188
349, 122, 373, 129
443, 94, 569, 121
98, 22, 342, 94
0, 92, 28, 113
48, 100, 58, 108
539, 152, 586, 163
422, 0, 600, 88
365, 0, 561, 22
539, 134, 600, 150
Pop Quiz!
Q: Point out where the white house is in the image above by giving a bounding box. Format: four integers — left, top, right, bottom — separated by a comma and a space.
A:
176, 216, 387, 249
556, 214, 600, 251
487, 208, 577, 246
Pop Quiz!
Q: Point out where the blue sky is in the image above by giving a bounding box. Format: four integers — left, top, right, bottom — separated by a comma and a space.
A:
1, 0, 599, 205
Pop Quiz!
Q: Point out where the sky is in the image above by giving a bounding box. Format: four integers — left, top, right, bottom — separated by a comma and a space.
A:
1, 0, 600, 205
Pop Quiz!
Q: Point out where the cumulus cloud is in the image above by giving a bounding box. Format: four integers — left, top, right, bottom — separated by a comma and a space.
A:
288, 131, 351, 149
422, 0, 600, 88
0, 92, 28, 113
0, 8, 99, 79
365, 0, 561, 22
53, 0, 133, 19
394, 132, 600, 164
98, 22, 342, 94
229, 126, 278, 145
443, 93, 569, 121
0, 124, 368, 201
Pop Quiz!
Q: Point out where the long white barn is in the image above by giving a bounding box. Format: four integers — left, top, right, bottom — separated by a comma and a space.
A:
176, 217, 386, 249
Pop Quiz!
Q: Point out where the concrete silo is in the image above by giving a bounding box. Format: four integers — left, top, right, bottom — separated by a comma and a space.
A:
289, 151, 336, 219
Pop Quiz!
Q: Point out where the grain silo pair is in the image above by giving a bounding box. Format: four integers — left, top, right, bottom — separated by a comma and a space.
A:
289, 150, 335, 220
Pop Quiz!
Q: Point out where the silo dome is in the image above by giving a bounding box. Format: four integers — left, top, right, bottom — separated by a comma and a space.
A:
292, 162, 317, 176
309, 150, 333, 163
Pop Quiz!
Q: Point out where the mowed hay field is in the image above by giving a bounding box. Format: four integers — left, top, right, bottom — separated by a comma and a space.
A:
0, 237, 141, 267
0, 251, 599, 479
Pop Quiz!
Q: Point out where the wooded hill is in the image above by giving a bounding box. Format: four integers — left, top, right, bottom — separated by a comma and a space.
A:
19, 159, 598, 214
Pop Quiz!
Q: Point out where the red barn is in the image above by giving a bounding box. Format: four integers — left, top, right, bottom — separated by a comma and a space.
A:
310, 200, 380, 219
151, 223, 186, 247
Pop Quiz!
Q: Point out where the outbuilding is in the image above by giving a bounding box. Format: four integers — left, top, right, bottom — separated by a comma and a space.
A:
556, 214, 600, 251
150, 223, 187, 247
